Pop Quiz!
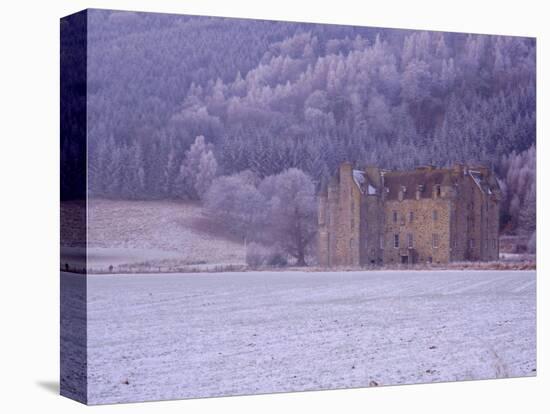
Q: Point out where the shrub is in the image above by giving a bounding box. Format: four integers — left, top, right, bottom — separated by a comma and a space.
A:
246, 243, 268, 269
267, 253, 288, 267
246, 243, 288, 269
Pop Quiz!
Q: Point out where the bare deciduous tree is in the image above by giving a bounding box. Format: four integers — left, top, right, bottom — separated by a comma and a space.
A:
259, 168, 317, 266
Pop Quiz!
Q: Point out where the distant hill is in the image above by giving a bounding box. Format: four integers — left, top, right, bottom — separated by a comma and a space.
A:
79, 10, 535, 201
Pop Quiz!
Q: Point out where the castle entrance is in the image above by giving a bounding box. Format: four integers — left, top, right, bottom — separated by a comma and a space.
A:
399, 248, 416, 265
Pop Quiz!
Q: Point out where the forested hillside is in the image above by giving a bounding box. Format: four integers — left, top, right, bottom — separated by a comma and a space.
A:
81, 10, 536, 236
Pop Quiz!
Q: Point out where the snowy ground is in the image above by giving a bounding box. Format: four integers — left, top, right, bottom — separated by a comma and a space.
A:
82, 270, 536, 404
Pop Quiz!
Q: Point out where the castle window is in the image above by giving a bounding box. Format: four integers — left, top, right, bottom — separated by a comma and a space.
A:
485, 239, 489, 249
398, 186, 406, 201
416, 184, 424, 200
432, 234, 439, 249
435, 185, 441, 197
432, 210, 438, 221
407, 233, 414, 248
409, 211, 414, 223
380, 235, 385, 249
394, 234, 399, 248
469, 239, 475, 248
492, 239, 497, 249
393, 210, 398, 223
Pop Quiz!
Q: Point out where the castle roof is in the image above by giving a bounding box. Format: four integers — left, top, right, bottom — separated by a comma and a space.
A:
382, 166, 499, 200
383, 169, 451, 200
321, 163, 500, 199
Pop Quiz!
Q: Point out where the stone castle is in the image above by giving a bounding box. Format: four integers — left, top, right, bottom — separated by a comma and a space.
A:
318, 162, 501, 267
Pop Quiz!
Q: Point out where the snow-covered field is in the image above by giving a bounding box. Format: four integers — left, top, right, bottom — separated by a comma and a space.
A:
82, 270, 536, 404
84, 199, 246, 271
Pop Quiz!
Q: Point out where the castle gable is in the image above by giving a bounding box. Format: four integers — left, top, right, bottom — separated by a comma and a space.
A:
352, 170, 365, 193
467, 169, 500, 195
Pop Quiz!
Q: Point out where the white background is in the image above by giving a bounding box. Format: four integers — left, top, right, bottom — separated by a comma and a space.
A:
0, 0, 547, 412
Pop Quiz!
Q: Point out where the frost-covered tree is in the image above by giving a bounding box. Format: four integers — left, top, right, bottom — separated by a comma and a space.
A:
195, 151, 218, 198
177, 135, 218, 199
204, 168, 317, 266
498, 145, 536, 233
258, 168, 317, 266
518, 185, 536, 235
203, 170, 265, 240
